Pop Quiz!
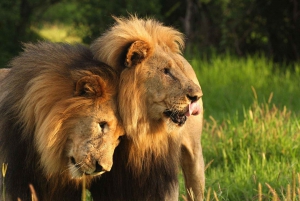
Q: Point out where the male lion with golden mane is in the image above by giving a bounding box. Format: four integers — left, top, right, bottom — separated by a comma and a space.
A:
90, 16, 205, 201
0, 42, 124, 200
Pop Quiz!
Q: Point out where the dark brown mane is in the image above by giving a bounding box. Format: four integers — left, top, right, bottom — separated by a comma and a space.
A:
0, 42, 118, 201
89, 15, 188, 201
91, 135, 181, 200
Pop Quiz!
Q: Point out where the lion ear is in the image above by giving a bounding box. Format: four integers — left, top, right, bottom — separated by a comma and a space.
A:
74, 75, 106, 98
125, 40, 151, 68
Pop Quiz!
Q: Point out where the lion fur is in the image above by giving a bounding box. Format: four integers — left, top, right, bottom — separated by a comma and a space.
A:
0, 42, 120, 200
90, 16, 205, 201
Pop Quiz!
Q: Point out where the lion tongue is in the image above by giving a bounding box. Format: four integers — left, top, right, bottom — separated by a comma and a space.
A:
185, 102, 200, 117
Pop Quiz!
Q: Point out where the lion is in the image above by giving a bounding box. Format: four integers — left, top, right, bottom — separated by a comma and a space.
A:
0, 68, 10, 100
90, 16, 205, 201
0, 42, 124, 201
0, 68, 10, 81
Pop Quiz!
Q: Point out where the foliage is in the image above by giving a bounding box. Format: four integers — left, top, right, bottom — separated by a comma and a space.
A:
72, 0, 163, 43
0, 0, 62, 67
1, 0, 299, 67
31, 24, 82, 43
181, 0, 300, 62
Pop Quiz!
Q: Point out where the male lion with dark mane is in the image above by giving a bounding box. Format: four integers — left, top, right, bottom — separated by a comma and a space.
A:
90, 16, 205, 201
0, 42, 124, 200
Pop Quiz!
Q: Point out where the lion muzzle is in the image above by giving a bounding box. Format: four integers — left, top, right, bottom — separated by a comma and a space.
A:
87, 161, 108, 176
70, 156, 112, 177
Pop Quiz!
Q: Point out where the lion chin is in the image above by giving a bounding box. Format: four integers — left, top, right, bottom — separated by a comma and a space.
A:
164, 109, 187, 126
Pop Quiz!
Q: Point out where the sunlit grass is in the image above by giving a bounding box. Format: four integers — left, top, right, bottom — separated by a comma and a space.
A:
2, 163, 8, 201
189, 52, 300, 121
178, 91, 300, 200
179, 54, 300, 200
201, 94, 300, 200
31, 24, 82, 43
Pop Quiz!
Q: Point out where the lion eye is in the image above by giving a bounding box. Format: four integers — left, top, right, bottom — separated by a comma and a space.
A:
163, 68, 170, 74
163, 68, 176, 80
99, 122, 108, 133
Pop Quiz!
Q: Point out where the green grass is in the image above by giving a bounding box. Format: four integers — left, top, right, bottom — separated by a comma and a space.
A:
31, 24, 83, 43
189, 52, 300, 121
201, 97, 300, 200
185, 53, 300, 200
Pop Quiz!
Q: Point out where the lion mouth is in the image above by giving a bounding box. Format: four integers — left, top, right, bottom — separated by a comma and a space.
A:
163, 109, 187, 126
163, 102, 201, 126
70, 157, 107, 178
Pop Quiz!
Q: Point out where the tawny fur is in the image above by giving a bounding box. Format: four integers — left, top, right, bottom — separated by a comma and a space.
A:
90, 15, 205, 201
0, 68, 10, 81
0, 42, 123, 201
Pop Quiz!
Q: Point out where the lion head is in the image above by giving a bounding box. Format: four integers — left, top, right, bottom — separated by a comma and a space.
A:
0, 42, 124, 199
39, 72, 124, 180
91, 16, 203, 172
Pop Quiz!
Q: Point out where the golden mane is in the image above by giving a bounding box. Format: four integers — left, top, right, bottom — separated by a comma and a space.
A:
91, 16, 187, 174
91, 15, 185, 72
8, 43, 115, 134
8, 44, 116, 166
90, 16, 205, 201
0, 42, 120, 200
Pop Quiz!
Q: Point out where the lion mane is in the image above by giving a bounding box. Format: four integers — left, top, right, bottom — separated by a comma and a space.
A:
92, 15, 184, 171
90, 16, 205, 201
0, 42, 123, 200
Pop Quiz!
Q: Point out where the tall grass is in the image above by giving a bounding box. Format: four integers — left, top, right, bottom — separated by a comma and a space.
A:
186, 53, 300, 200
2, 163, 8, 201
201, 93, 300, 200
189, 52, 300, 121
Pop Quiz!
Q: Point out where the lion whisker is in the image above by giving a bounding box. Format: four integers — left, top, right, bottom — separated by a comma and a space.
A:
60, 160, 84, 175
70, 163, 86, 179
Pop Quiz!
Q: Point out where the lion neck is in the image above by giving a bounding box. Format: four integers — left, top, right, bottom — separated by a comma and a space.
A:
125, 120, 182, 177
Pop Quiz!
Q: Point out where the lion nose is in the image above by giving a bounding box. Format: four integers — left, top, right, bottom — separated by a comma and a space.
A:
186, 82, 203, 103
187, 94, 200, 103
186, 88, 203, 103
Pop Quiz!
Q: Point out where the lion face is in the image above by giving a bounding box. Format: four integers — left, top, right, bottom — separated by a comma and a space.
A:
66, 98, 123, 178
143, 51, 202, 126
91, 17, 203, 136
90, 16, 204, 178
118, 41, 203, 134
35, 74, 124, 180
